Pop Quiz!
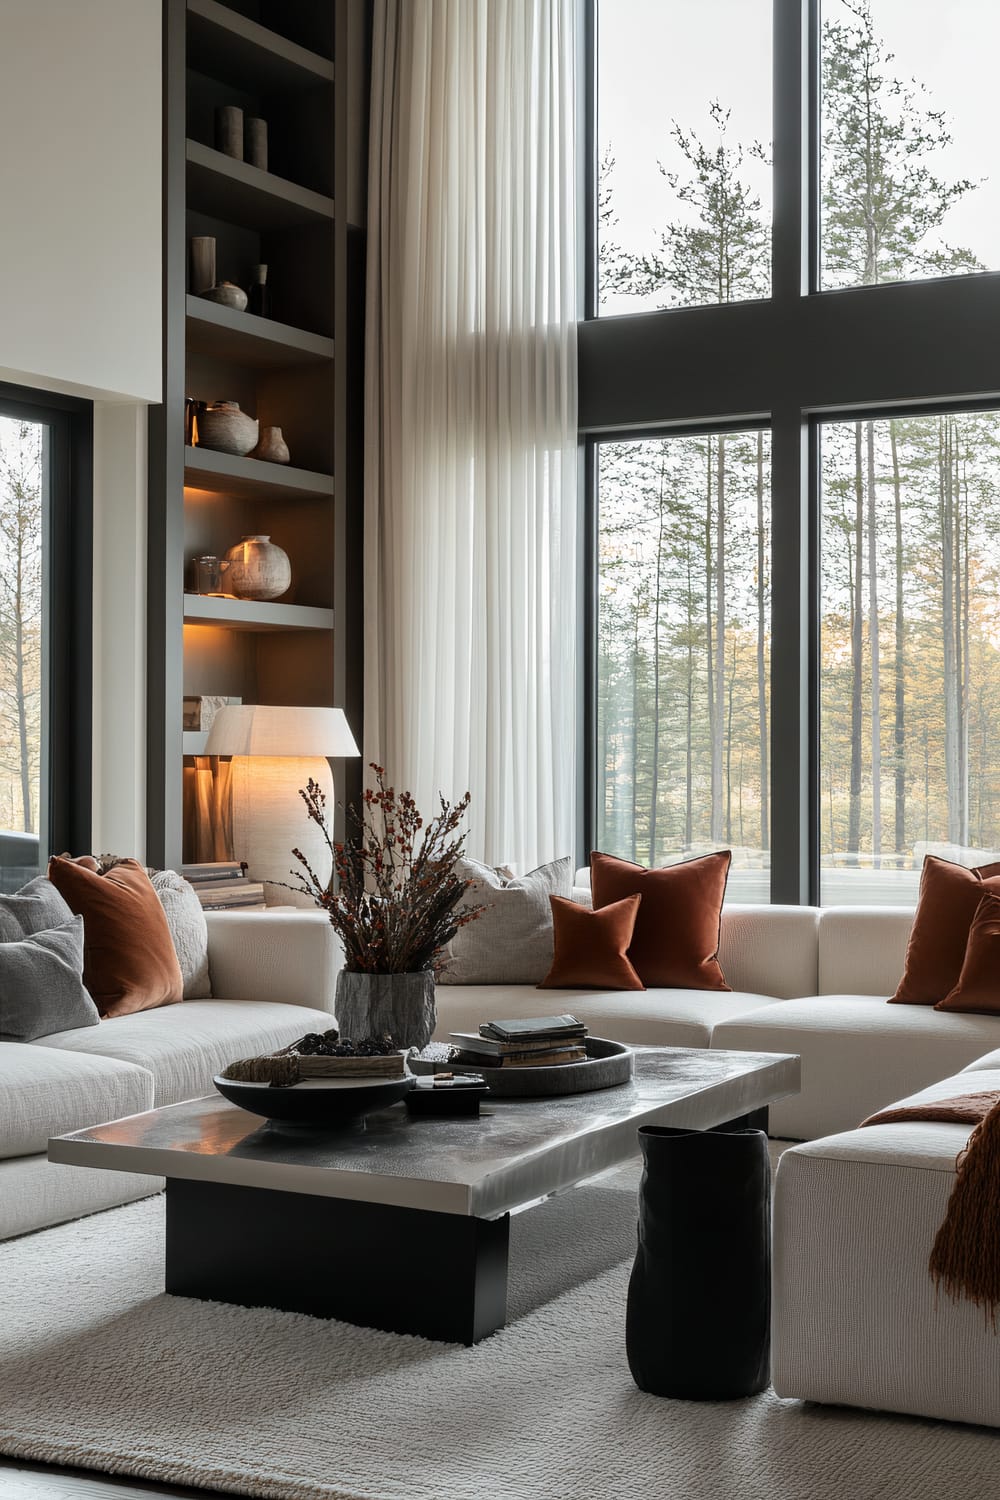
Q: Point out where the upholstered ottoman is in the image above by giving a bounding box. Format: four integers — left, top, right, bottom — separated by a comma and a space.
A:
0, 1042, 159, 1240
772, 1070, 1000, 1428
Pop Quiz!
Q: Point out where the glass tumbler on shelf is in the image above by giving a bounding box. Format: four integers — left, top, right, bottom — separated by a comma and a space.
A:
195, 555, 224, 594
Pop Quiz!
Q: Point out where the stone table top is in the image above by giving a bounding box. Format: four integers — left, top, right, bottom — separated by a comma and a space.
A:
49, 1045, 799, 1219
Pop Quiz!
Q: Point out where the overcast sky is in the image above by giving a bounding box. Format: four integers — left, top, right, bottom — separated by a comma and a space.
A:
599, 0, 1000, 312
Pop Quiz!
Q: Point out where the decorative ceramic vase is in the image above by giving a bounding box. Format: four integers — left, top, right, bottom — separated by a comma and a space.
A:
215, 104, 243, 159
199, 282, 249, 312
223, 535, 291, 600
196, 402, 258, 456
188, 236, 216, 294
626, 1124, 771, 1400
334, 970, 437, 1051
250, 425, 290, 464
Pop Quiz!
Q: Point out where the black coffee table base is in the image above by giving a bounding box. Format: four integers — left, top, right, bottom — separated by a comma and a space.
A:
164, 1178, 511, 1345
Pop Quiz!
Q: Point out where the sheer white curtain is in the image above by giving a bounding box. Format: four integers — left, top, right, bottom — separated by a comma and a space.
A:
364, 0, 578, 869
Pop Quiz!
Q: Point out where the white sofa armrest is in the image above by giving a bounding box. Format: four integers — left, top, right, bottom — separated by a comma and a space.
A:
205, 911, 343, 1013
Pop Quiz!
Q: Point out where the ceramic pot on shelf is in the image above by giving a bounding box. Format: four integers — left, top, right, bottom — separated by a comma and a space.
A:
199, 282, 249, 312
250, 425, 290, 464
196, 402, 258, 457
223, 535, 291, 601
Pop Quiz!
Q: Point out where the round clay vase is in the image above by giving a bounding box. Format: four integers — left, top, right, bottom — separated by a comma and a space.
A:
250, 425, 291, 464
197, 402, 259, 456
199, 281, 249, 312
223, 534, 291, 601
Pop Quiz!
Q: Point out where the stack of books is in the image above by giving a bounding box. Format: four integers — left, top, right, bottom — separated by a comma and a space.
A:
449, 1014, 588, 1069
180, 861, 267, 912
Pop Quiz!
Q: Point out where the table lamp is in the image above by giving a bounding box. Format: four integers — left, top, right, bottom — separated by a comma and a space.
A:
204, 704, 360, 907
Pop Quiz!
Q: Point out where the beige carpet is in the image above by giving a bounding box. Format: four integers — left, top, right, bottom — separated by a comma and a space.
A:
1, 1166, 998, 1500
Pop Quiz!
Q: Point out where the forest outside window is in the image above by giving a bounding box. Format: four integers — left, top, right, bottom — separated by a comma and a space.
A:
820, 410, 1000, 905
0, 414, 44, 886
596, 0, 772, 316
597, 430, 771, 902
821, 0, 1000, 290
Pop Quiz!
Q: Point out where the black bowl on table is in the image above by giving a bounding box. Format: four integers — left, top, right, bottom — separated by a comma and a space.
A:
212, 1073, 414, 1126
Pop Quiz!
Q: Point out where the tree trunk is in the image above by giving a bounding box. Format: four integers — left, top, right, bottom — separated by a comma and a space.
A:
890, 421, 905, 861
940, 418, 961, 842
712, 435, 726, 841
866, 421, 881, 868
649, 461, 666, 865
13, 539, 31, 834
755, 430, 768, 853
847, 424, 864, 862
685, 547, 694, 848
704, 445, 715, 842
630, 605, 640, 863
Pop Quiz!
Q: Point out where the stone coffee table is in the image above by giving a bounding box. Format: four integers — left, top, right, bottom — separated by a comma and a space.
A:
49, 1046, 799, 1345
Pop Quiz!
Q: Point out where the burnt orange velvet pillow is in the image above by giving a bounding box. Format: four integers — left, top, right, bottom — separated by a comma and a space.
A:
47, 857, 183, 1018
889, 855, 1000, 1006
539, 893, 644, 990
590, 849, 731, 990
934, 891, 1000, 1015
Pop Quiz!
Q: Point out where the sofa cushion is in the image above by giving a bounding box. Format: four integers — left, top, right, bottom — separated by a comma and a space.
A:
433, 983, 781, 1050
151, 869, 211, 999
934, 890, 1000, 1016
962, 1047, 1000, 1072
539, 894, 643, 990
890, 855, 1000, 1006
32, 999, 334, 1107
48, 857, 184, 1018
0, 917, 100, 1041
590, 850, 731, 990
0, 1040, 154, 1159
720, 904, 819, 999
0, 875, 74, 941
439, 856, 573, 985
816, 906, 913, 996
712, 996, 1000, 1140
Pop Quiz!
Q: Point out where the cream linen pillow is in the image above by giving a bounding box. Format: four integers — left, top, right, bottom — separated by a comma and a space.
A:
438, 856, 573, 985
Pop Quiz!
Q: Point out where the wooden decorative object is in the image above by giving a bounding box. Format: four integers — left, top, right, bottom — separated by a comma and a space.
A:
215, 104, 243, 159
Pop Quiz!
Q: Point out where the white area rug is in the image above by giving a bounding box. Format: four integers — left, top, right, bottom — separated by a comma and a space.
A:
1, 1168, 999, 1500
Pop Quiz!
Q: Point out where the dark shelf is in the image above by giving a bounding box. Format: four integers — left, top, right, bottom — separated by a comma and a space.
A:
183, 594, 334, 631
184, 446, 334, 501
186, 296, 334, 368
187, 0, 335, 94
186, 140, 336, 230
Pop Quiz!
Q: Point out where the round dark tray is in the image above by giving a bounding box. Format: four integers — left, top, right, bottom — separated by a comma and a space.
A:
213, 1073, 414, 1126
412, 1037, 634, 1098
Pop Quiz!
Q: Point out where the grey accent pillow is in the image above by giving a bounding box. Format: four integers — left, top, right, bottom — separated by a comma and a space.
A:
151, 870, 212, 999
0, 916, 100, 1040
438, 856, 574, 985
0, 875, 74, 942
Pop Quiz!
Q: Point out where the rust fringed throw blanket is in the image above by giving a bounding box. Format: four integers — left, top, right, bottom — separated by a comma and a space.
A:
861, 1090, 1000, 1325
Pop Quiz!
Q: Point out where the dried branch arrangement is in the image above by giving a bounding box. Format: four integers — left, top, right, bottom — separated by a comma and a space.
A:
286, 763, 486, 973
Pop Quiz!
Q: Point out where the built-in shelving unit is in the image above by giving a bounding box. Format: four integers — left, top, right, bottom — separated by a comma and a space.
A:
148, 0, 370, 868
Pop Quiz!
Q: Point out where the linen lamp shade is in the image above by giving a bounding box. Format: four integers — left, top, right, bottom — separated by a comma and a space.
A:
204, 706, 360, 907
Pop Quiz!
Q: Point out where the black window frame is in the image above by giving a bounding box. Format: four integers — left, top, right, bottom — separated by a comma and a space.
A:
0, 380, 93, 861
581, 0, 1000, 903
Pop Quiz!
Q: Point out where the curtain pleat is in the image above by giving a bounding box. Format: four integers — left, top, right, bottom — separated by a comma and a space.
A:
364, 0, 578, 869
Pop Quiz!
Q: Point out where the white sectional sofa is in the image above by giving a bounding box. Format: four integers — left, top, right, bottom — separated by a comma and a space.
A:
436, 894, 1000, 1141
0, 911, 340, 1241
772, 1052, 1000, 1428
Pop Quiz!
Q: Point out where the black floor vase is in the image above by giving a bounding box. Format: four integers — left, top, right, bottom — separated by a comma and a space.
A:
626, 1123, 771, 1400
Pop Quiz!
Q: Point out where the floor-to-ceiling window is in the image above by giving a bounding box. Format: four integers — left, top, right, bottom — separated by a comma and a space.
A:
582, 0, 1000, 905
0, 385, 92, 885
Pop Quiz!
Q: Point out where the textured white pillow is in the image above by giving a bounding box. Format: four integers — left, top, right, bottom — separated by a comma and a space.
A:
151, 870, 212, 999
438, 856, 573, 985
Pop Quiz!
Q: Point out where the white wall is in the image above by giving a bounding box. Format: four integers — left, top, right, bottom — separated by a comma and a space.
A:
0, 0, 162, 855
0, 0, 162, 404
